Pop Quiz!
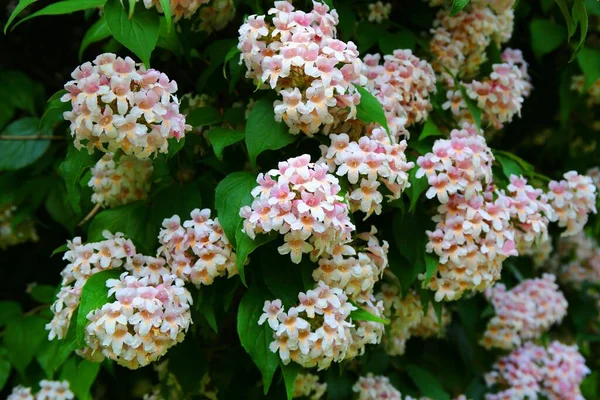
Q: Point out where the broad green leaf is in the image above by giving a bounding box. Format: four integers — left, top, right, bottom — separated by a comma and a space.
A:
405, 364, 450, 400
29, 284, 56, 304
407, 158, 428, 213
79, 18, 111, 60
423, 253, 439, 286
0, 70, 44, 115
0, 117, 50, 171
530, 19, 566, 59
157, 17, 182, 55
236, 230, 277, 286
59, 143, 98, 215
459, 85, 482, 130
237, 284, 279, 394
495, 153, 523, 180
207, 128, 245, 160
450, 0, 470, 16
214, 171, 257, 247
0, 301, 22, 326
76, 269, 122, 346
4, 0, 37, 33
45, 183, 77, 234
48, 308, 80, 372
149, 182, 203, 229
281, 364, 301, 400
60, 358, 101, 400
587, 0, 600, 15
378, 30, 416, 54
419, 119, 443, 141
158, 0, 172, 33
3, 315, 48, 376
350, 304, 390, 325
245, 98, 296, 168
571, 0, 588, 61
36, 339, 60, 378
167, 339, 208, 394
12, 0, 107, 30
555, 0, 576, 39
581, 370, 598, 400
88, 202, 155, 254
355, 86, 391, 139
0, 358, 10, 391
577, 47, 600, 89
51, 243, 69, 257
186, 107, 223, 127
260, 242, 306, 305
104, 0, 160, 67
223, 46, 241, 78
196, 286, 219, 332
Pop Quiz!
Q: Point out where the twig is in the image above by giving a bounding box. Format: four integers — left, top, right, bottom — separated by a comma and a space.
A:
0, 135, 65, 140
25, 304, 49, 316
78, 203, 102, 226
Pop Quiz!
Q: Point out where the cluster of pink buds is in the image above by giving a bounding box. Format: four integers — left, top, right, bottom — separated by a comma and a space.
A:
318, 128, 414, 218
377, 284, 451, 355
481, 274, 568, 350
485, 341, 590, 400
313, 227, 389, 303
8, 381, 74, 400
293, 373, 327, 399
62, 53, 190, 158
142, 0, 209, 22
158, 208, 237, 287
89, 153, 153, 207
237, 1, 365, 135
362, 50, 437, 138
353, 374, 401, 400
547, 171, 597, 237
240, 155, 355, 264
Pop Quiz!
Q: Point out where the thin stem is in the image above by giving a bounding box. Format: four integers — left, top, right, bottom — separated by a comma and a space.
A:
78, 203, 102, 227
0, 135, 65, 140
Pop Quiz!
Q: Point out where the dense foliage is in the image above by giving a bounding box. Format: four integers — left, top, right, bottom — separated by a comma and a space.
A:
1, 0, 600, 399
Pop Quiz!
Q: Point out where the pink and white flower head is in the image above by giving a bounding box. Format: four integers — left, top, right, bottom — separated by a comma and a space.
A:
7, 386, 34, 400
62, 53, 190, 158
353, 374, 402, 400
158, 208, 237, 287
367, 2, 392, 24
240, 155, 355, 264
549, 232, 600, 289
376, 284, 451, 355
361, 50, 437, 138
8, 381, 74, 400
547, 171, 597, 236
318, 128, 415, 218
238, 1, 365, 136
481, 274, 568, 350
293, 373, 327, 399
484, 341, 590, 400
88, 153, 153, 207
142, 0, 210, 22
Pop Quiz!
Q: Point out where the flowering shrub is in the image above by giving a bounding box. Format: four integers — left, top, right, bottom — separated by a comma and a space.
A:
2, 0, 600, 399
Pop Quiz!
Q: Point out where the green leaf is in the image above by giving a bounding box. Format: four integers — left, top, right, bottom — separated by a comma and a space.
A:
459, 85, 482, 130
158, 0, 172, 33
207, 128, 245, 160
51, 243, 69, 257
571, 0, 588, 61
495, 153, 523, 180
581, 370, 598, 400
36, 339, 60, 378
419, 119, 443, 141
76, 269, 122, 347
577, 47, 600, 89
45, 183, 78, 234
530, 19, 566, 59
196, 286, 219, 333
405, 364, 450, 400
260, 242, 306, 306
157, 17, 182, 55
0, 301, 22, 326
214, 171, 257, 247
555, 0, 576, 39
355, 86, 391, 139
88, 202, 155, 254
0, 70, 44, 116
236, 230, 277, 286
350, 304, 390, 325
223, 46, 241, 78
0, 117, 50, 171
450, 0, 470, 16
49, 308, 80, 372
0, 358, 10, 391
186, 107, 223, 127
407, 159, 428, 213
29, 285, 56, 304
378, 30, 416, 54
281, 363, 301, 400
3, 315, 48, 376
237, 284, 279, 394
59, 144, 98, 215
60, 358, 101, 400
245, 98, 296, 168
4, 0, 38, 33
423, 253, 439, 286
149, 182, 203, 229
12, 0, 107, 30
79, 18, 111, 60
587, 0, 600, 16
104, 0, 160, 68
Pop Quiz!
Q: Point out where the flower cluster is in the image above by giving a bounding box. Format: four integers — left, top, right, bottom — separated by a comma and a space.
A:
240, 154, 355, 264
417, 124, 512, 301
8, 381, 74, 400
62, 53, 190, 158
318, 128, 414, 218
293, 373, 327, 399
353, 374, 401, 400
367, 2, 392, 24
484, 341, 590, 400
237, 1, 365, 135
313, 227, 389, 303
89, 153, 153, 207
547, 171, 597, 237
549, 232, 600, 289
463, 49, 532, 129
141, 0, 209, 22
430, 3, 513, 81
377, 284, 451, 355
259, 282, 382, 369
481, 274, 568, 350
571, 75, 600, 107
0, 204, 38, 250
196, 0, 236, 33
158, 208, 237, 287
362, 50, 437, 138
587, 166, 600, 192
84, 271, 192, 369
